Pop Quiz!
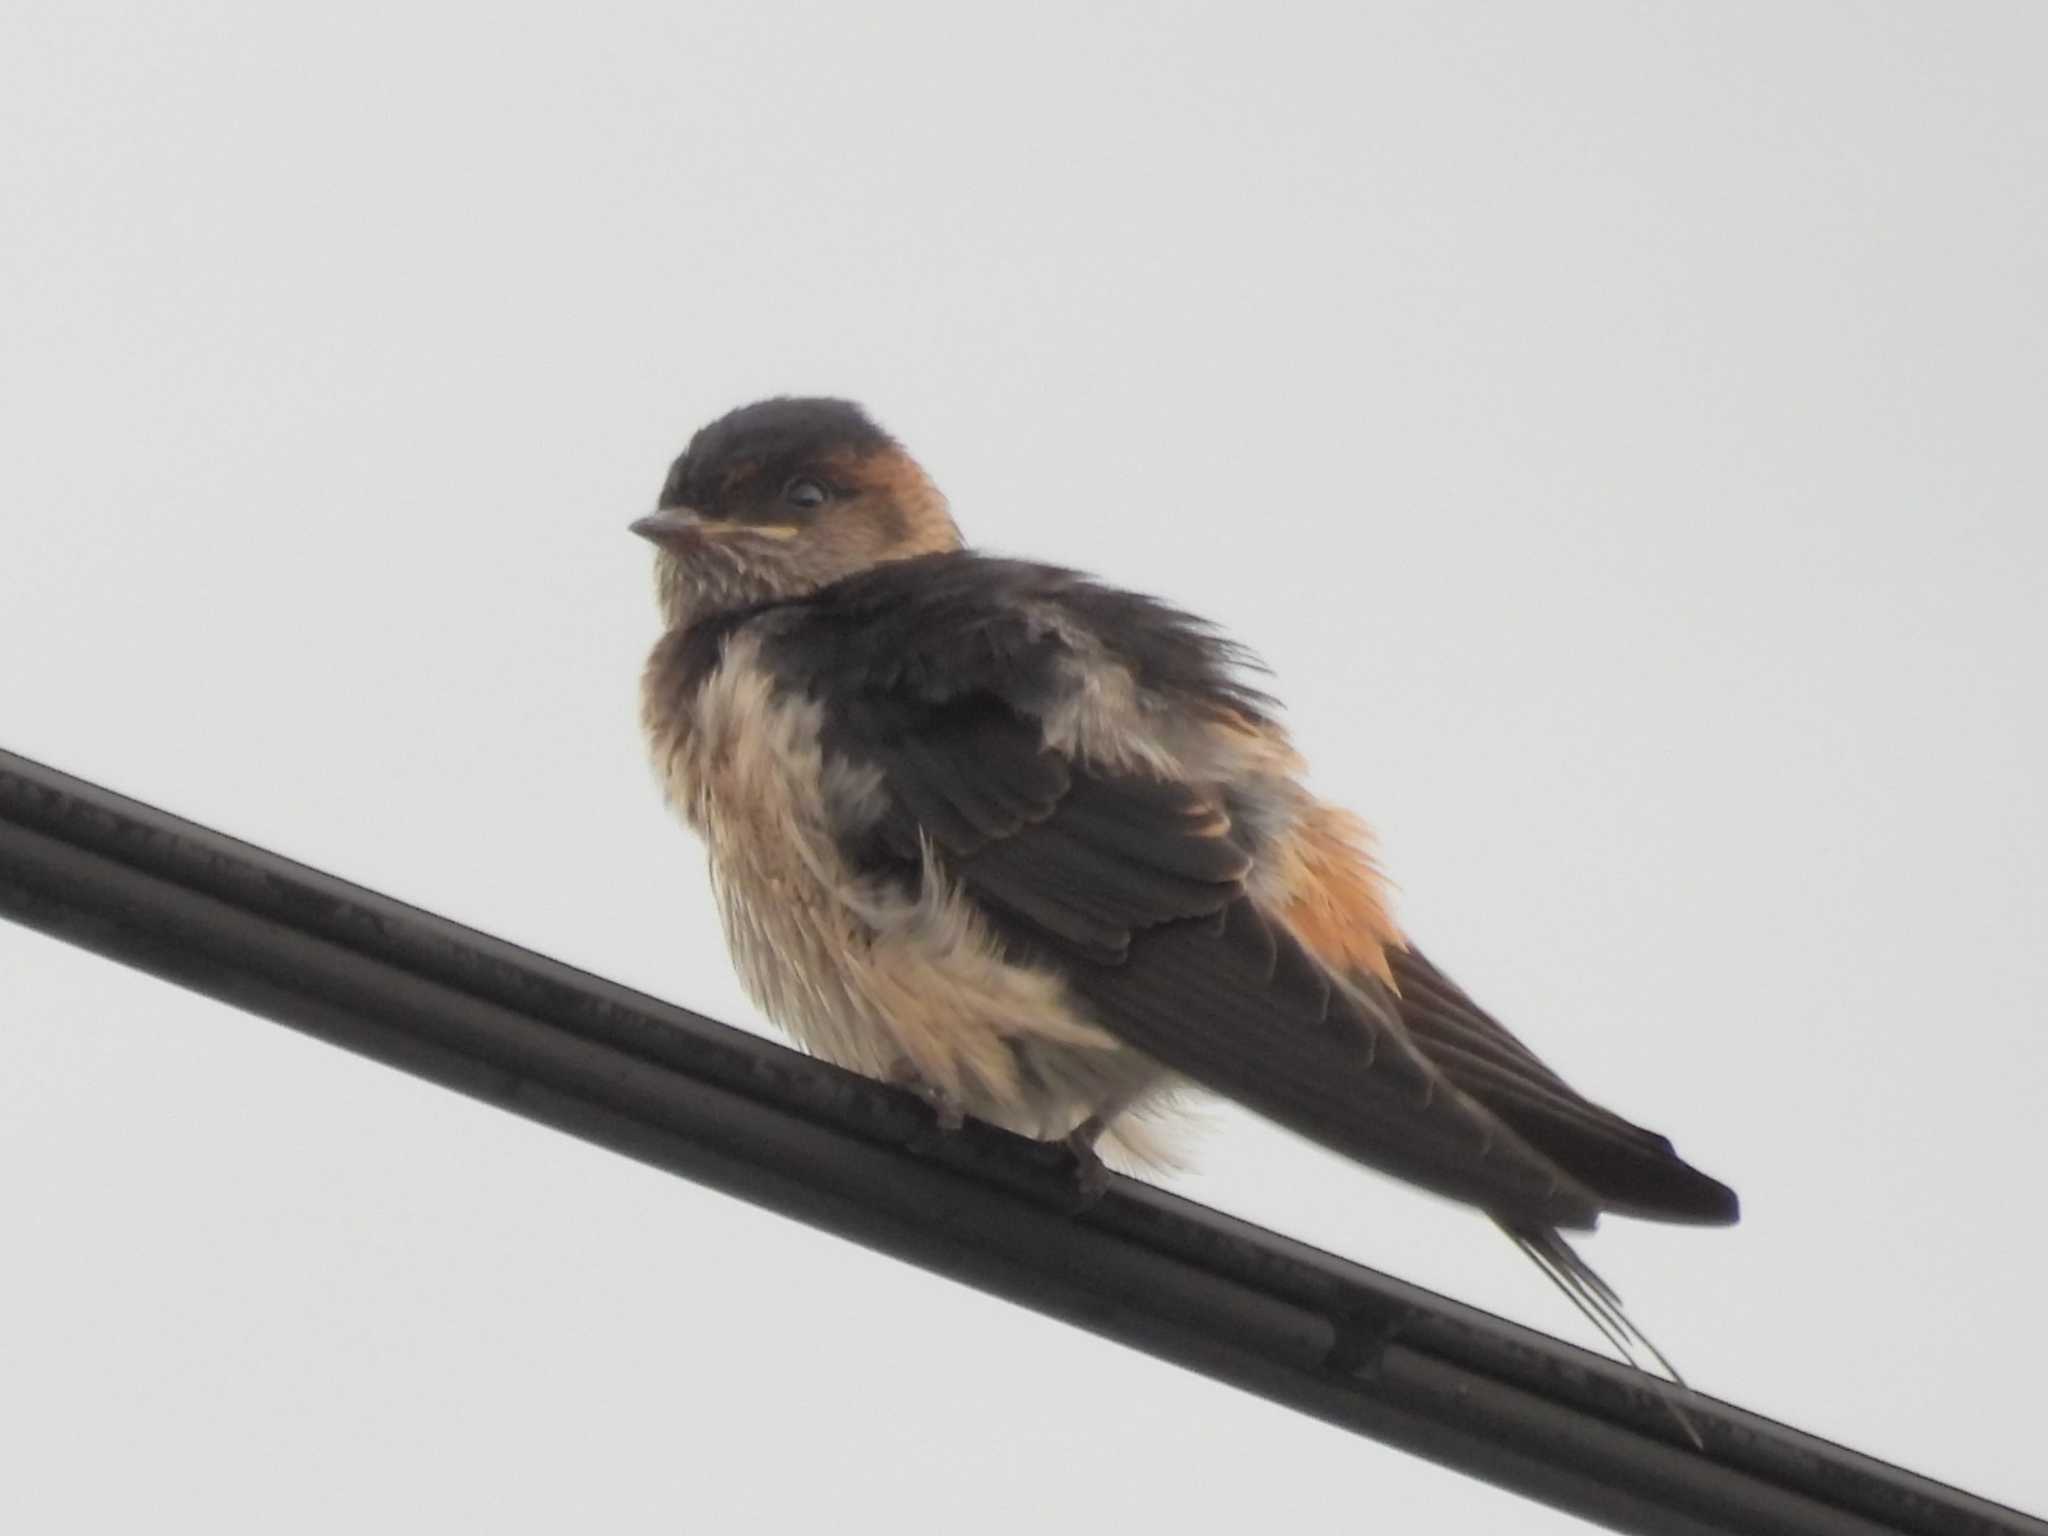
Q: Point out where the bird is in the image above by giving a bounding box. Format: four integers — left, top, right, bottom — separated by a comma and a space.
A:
633, 395, 1738, 1380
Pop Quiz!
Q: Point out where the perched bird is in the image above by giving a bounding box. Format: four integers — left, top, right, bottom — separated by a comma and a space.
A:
635, 396, 1737, 1371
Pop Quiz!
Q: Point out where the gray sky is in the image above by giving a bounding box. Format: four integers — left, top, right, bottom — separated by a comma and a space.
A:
4, 4, 2044, 1530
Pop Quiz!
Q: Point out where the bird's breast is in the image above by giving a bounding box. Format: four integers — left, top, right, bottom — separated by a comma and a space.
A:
641, 624, 1130, 1127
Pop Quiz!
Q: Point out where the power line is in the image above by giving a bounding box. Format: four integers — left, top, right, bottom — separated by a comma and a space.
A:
0, 744, 2037, 1536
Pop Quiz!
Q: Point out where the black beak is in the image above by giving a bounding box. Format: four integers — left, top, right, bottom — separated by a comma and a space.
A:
630, 507, 706, 546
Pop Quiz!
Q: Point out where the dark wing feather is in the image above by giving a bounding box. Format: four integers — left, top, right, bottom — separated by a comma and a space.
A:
757, 556, 1729, 1230
1388, 948, 1739, 1225
1048, 892, 1607, 1226
865, 700, 1069, 857
818, 698, 1604, 1228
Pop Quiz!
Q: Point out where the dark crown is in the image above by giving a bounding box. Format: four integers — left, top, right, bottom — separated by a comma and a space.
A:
661, 397, 891, 510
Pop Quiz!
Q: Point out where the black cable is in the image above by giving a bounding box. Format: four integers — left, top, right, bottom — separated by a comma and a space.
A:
0, 745, 2038, 1536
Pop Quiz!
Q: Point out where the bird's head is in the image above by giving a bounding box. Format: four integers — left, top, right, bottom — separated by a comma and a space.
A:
633, 397, 962, 628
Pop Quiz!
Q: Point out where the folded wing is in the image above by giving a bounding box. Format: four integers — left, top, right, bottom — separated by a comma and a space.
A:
1386, 946, 1738, 1224
770, 555, 1734, 1232
840, 691, 1609, 1229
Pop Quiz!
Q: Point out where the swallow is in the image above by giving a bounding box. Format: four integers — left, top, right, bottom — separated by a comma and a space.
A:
634, 396, 1737, 1373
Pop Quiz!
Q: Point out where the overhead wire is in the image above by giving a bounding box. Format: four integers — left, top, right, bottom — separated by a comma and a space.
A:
1, 745, 2040, 1536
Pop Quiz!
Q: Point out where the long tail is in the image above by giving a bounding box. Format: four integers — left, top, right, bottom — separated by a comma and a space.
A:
1499, 1221, 1705, 1450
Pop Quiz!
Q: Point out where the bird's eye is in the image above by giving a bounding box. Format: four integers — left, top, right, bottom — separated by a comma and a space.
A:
782, 477, 830, 510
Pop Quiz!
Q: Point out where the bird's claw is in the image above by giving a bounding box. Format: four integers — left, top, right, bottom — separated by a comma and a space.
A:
1064, 1120, 1113, 1204
888, 1062, 965, 1134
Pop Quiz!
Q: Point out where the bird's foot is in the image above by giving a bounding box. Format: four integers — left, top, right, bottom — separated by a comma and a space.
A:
888, 1061, 965, 1135
1063, 1116, 1113, 1204
922, 1090, 966, 1134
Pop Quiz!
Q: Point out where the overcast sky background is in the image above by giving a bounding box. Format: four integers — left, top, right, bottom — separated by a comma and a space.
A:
4, 5, 2044, 1531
